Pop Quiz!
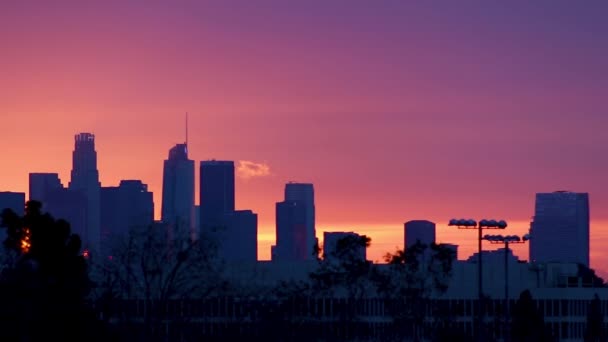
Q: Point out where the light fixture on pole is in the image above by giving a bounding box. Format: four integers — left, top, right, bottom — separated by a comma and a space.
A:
448, 218, 507, 341
483, 233, 530, 341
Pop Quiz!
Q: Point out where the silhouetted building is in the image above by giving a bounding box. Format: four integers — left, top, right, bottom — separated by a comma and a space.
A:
323, 231, 366, 261
214, 210, 258, 262
101, 180, 154, 253
404, 220, 436, 249
161, 143, 195, 238
530, 191, 590, 266
272, 200, 308, 261
29, 173, 63, 206
0, 192, 25, 214
440, 243, 459, 260
45, 188, 88, 244
68, 133, 101, 252
29, 173, 88, 242
194, 205, 200, 233
284, 182, 316, 259
199, 160, 235, 234
0, 192, 25, 246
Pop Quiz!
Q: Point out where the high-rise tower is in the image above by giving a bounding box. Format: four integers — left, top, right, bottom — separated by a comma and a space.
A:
161, 143, 195, 238
285, 182, 316, 259
199, 160, 235, 233
404, 220, 436, 249
272, 182, 317, 261
529, 191, 590, 266
68, 133, 101, 252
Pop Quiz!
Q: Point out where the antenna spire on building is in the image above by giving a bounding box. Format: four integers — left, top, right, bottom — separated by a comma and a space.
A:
185, 112, 189, 147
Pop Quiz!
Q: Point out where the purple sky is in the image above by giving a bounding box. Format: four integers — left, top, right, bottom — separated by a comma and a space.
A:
1, 1, 607, 270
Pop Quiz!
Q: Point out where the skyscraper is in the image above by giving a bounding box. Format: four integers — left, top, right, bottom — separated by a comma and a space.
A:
29, 173, 63, 205
0, 192, 25, 242
101, 180, 154, 254
161, 143, 195, 238
216, 210, 258, 262
272, 200, 308, 261
404, 220, 436, 249
529, 191, 590, 266
199, 160, 235, 234
30, 172, 87, 243
68, 133, 101, 252
284, 182, 316, 259
0, 192, 25, 214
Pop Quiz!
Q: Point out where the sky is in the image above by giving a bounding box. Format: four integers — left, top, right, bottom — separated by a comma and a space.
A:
1, 1, 607, 274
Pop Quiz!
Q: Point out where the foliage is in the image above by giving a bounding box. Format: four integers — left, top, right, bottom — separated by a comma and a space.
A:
376, 241, 455, 341
511, 289, 553, 342
0, 201, 101, 341
91, 223, 226, 341
585, 293, 606, 342
309, 234, 374, 299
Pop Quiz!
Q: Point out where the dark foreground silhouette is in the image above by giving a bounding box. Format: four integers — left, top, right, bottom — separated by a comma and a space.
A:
0, 201, 108, 341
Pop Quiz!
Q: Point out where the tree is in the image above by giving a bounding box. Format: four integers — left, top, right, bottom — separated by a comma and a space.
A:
0, 201, 100, 341
585, 293, 606, 342
308, 234, 375, 340
511, 290, 553, 342
376, 241, 456, 341
91, 222, 226, 341
310, 234, 373, 299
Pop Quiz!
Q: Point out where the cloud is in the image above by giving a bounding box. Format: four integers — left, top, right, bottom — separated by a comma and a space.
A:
237, 160, 271, 180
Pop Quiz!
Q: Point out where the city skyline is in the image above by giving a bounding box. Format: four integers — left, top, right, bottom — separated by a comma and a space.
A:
4, 132, 604, 275
1, 2, 607, 275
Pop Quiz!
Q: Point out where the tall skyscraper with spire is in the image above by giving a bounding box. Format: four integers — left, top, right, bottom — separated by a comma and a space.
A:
68, 133, 101, 252
161, 143, 195, 238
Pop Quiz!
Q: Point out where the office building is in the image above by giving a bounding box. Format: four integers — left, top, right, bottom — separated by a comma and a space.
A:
215, 210, 258, 262
0, 192, 25, 215
284, 182, 316, 260
323, 231, 366, 262
29, 172, 88, 243
440, 243, 458, 260
530, 191, 590, 266
161, 144, 195, 238
45, 188, 88, 243
101, 180, 154, 253
0, 191, 25, 242
68, 133, 101, 252
272, 200, 308, 261
404, 220, 436, 249
29, 173, 63, 206
199, 160, 235, 234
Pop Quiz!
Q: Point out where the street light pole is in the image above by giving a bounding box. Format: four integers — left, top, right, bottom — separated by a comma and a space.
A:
483, 233, 530, 341
449, 219, 507, 342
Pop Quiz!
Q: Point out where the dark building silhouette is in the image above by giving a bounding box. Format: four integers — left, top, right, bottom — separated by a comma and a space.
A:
404, 220, 436, 249
272, 200, 308, 261
530, 191, 590, 266
161, 143, 195, 238
216, 210, 258, 262
29, 172, 88, 243
0, 192, 25, 226
101, 180, 154, 254
284, 182, 316, 260
199, 160, 235, 234
68, 133, 101, 253
45, 188, 88, 244
28, 173, 63, 206
441, 243, 459, 260
323, 231, 366, 261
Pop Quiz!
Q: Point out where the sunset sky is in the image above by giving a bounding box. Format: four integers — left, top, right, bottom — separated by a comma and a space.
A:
1, 2, 607, 274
